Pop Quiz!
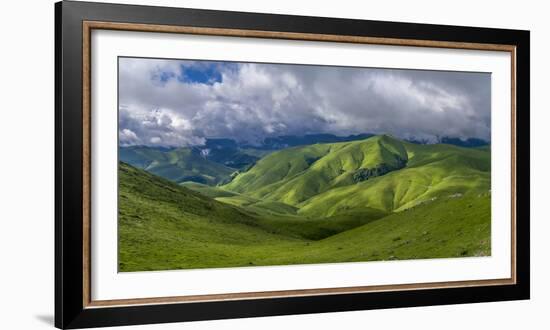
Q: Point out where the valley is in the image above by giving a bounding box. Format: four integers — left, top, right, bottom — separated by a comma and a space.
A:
118, 134, 491, 271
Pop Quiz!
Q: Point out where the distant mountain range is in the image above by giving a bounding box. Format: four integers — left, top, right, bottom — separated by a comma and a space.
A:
244, 133, 375, 150
119, 145, 235, 185
407, 136, 489, 148
245, 133, 489, 149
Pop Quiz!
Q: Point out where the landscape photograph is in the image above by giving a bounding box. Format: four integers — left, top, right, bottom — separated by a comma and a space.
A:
117, 57, 491, 272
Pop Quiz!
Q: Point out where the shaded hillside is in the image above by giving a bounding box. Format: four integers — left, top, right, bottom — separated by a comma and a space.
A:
120, 146, 234, 185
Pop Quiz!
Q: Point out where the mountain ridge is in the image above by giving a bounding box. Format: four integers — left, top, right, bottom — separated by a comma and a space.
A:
222, 135, 490, 217
119, 133, 489, 187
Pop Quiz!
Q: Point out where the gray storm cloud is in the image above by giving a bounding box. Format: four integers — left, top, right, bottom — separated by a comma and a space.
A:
118, 57, 491, 147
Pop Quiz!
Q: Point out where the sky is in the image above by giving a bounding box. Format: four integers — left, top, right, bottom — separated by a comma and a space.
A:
118, 57, 491, 147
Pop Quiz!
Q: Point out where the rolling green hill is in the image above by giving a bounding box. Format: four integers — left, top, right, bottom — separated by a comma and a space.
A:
299, 142, 490, 216
223, 135, 490, 217
119, 161, 490, 271
224, 135, 407, 204
261, 192, 490, 265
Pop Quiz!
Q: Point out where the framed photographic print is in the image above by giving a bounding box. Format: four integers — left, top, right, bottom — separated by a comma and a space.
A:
55, 1, 530, 328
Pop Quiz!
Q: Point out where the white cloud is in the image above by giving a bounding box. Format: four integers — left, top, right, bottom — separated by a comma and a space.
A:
118, 57, 491, 147
119, 128, 139, 145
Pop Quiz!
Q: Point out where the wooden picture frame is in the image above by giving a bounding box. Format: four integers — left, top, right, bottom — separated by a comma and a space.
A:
55, 1, 530, 328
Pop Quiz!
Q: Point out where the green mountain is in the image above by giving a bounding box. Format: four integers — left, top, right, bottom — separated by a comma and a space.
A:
119, 161, 490, 271
223, 135, 490, 217
119, 146, 234, 185
224, 135, 406, 202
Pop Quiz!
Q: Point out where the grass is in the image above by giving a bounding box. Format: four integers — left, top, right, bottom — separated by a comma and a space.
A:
180, 182, 238, 198
280, 192, 491, 264
118, 162, 302, 271
250, 208, 390, 240
119, 147, 491, 272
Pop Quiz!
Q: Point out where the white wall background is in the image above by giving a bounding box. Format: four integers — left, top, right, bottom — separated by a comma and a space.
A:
0, 0, 546, 329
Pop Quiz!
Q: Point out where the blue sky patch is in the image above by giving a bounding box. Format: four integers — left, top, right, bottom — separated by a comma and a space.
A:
179, 63, 223, 85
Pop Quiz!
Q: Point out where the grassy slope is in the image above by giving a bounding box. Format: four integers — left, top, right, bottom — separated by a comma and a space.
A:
260, 192, 491, 266
120, 146, 234, 185
251, 208, 390, 241
184, 182, 390, 240
212, 195, 389, 240
224, 136, 490, 217
180, 182, 301, 216
180, 182, 238, 199
119, 162, 490, 271
118, 162, 305, 271
224, 135, 407, 204
300, 142, 490, 216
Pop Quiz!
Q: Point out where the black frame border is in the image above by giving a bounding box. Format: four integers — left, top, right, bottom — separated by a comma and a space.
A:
55, 1, 530, 328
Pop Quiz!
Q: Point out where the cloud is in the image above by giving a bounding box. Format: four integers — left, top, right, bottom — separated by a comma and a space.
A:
119, 128, 139, 145
118, 57, 491, 147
